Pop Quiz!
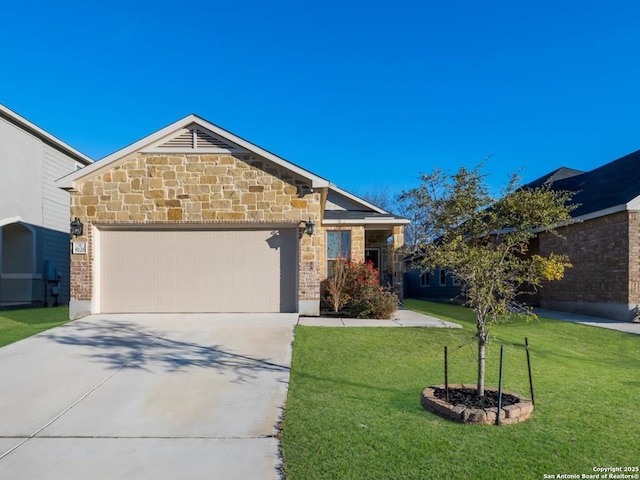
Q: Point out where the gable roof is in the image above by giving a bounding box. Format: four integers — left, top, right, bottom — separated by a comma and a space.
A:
525, 149, 640, 221
54, 113, 410, 224
55, 114, 330, 190
323, 185, 409, 225
0, 103, 93, 166
525, 167, 584, 189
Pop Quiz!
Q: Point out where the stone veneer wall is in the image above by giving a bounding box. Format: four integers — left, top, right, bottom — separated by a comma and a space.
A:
392, 226, 405, 298
351, 226, 366, 262
538, 211, 632, 320
69, 152, 322, 311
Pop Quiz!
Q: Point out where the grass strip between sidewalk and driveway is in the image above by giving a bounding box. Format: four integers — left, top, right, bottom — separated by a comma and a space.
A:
281, 299, 640, 479
0, 307, 70, 348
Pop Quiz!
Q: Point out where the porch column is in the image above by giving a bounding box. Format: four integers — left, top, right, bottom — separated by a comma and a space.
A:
392, 226, 405, 299
351, 226, 365, 262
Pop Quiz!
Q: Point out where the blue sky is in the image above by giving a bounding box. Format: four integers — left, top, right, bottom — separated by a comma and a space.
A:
3, 0, 640, 197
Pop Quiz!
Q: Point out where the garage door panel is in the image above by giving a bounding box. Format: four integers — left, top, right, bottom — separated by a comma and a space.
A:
99, 229, 297, 313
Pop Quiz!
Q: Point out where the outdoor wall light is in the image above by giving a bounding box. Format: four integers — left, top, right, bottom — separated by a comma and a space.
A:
70, 217, 83, 237
301, 219, 315, 236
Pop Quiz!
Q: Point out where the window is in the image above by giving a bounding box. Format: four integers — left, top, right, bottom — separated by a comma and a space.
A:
439, 268, 446, 286
420, 270, 431, 287
452, 273, 461, 286
327, 230, 351, 274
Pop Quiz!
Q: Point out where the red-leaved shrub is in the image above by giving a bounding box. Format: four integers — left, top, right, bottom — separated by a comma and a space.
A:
324, 259, 399, 319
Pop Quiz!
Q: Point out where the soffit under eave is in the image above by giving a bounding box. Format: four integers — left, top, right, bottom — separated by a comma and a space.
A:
318, 187, 329, 220
321, 220, 409, 229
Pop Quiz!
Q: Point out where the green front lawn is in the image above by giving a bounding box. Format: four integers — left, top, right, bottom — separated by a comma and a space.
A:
281, 299, 640, 479
0, 307, 70, 348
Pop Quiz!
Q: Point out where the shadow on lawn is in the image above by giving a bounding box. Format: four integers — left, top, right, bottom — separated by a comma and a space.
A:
294, 370, 434, 416
41, 318, 289, 383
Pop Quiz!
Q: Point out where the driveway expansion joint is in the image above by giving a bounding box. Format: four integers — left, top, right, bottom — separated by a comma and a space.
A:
0, 320, 185, 463
0, 313, 296, 480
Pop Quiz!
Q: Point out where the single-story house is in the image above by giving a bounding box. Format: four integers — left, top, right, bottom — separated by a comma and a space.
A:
56, 114, 408, 319
404, 266, 463, 302
0, 103, 93, 308
405, 149, 640, 322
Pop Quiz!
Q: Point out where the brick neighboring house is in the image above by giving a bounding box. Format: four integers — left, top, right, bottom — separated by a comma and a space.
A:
0, 104, 93, 308
56, 114, 408, 319
405, 150, 640, 322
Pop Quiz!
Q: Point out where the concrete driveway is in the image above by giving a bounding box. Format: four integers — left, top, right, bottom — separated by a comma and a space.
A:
0, 313, 297, 480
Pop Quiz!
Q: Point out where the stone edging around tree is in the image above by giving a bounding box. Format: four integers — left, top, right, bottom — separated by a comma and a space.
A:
421, 384, 534, 425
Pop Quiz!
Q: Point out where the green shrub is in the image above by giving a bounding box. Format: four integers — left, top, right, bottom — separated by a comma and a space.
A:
350, 286, 399, 319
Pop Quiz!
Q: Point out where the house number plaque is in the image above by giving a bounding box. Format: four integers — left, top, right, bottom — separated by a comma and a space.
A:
72, 242, 87, 254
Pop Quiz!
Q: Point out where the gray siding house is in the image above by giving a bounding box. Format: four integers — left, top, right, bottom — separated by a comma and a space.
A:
0, 104, 93, 308
404, 267, 463, 301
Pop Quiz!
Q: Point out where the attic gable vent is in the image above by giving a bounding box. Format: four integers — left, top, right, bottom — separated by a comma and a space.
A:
195, 128, 231, 148
164, 130, 195, 148
145, 125, 246, 153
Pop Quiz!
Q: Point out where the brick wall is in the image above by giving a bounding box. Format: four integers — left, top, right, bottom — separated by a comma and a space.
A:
538, 211, 629, 306
299, 261, 320, 301
69, 260, 92, 301
69, 152, 322, 306
628, 212, 640, 305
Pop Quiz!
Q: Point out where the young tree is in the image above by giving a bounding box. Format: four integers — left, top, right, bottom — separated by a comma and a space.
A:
401, 165, 574, 396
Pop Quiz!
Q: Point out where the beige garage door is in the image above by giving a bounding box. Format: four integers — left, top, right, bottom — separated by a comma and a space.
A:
98, 228, 297, 313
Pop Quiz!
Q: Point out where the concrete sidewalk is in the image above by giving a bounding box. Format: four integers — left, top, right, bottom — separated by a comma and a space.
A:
298, 308, 462, 328
299, 306, 640, 336
535, 308, 640, 335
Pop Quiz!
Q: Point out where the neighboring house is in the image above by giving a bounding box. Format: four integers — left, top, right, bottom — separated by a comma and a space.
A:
56, 114, 408, 319
0, 104, 93, 308
405, 150, 640, 322
404, 266, 463, 302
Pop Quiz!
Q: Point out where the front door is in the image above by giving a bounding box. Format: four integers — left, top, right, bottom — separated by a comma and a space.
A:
364, 248, 381, 282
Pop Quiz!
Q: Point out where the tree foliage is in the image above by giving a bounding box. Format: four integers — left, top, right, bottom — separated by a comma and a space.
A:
401, 165, 575, 395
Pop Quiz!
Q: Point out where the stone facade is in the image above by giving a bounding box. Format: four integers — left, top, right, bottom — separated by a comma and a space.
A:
69, 152, 322, 311
538, 211, 634, 320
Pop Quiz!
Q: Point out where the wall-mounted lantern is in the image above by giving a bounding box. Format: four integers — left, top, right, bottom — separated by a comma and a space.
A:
70, 217, 83, 237
301, 219, 315, 236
